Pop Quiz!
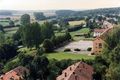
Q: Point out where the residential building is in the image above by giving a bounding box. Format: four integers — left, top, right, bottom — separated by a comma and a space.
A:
93, 29, 106, 37
56, 61, 94, 80
102, 21, 113, 29
92, 21, 114, 55
0, 66, 29, 80
93, 21, 113, 37
92, 37, 104, 55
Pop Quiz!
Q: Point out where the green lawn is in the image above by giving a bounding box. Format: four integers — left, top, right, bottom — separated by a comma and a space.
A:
0, 21, 10, 27
69, 20, 86, 27
70, 28, 92, 41
70, 28, 90, 35
4, 27, 19, 37
55, 31, 65, 36
46, 52, 95, 60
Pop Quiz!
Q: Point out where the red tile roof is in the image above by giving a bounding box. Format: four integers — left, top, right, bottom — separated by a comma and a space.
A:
0, 66, 29, 80
56, 61, 94, 80
94, 29, 106, 33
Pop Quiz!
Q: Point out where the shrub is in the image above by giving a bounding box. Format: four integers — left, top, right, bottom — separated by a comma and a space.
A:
74, 48, 81, 51
43, 39, 54, 53
87, 47, 92, 51
64, 48, 71, 52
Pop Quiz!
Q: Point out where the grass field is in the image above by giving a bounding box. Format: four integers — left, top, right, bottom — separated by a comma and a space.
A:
69, 20, 86, 26
55, 31, 65, 36
46, 52, 95, 60
0, 21, 10, 27
4, 27, 19, 37
70, 28, 91, 41
70, 28, 90, 35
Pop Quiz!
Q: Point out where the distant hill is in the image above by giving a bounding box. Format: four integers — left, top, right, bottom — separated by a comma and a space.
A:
1, 7, 120, 18
0, 10, 13, 16
55, 7, 120, 18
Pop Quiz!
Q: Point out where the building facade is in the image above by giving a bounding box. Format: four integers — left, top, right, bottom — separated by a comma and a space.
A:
92, 37, 104, 55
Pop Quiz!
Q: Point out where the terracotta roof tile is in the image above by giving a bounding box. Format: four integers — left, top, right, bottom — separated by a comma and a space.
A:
56, 61, 94, 80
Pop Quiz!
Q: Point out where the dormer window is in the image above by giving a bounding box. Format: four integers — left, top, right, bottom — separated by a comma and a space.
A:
73, 72, 75, 75
65, 72, 67, 77
70, 67, 72, 71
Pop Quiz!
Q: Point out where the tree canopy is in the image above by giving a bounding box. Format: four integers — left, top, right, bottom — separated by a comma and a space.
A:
20, 14, 30, 26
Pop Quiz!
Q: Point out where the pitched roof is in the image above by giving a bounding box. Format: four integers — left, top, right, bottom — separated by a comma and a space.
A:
94, 29, 106, 33
0, 66, 29, 80
56, 61, 94, 80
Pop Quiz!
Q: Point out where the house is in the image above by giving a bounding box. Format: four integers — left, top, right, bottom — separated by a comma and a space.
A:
92, 37, 105, 55
92, 22, 114, 55
93, 21, 114, 37
0, 66, 29, 80
93, 29, 106, 37
102, 21, 113, 29
56, 61, 94, 80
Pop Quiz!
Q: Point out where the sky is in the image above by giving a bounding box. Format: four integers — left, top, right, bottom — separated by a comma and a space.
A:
0, 0, 120, 10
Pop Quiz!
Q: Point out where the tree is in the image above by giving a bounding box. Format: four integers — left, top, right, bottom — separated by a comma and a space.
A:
18, 53, 33, 66
9, 20, 14, 27
103, 27, 120, 61
0, 32, 5, 44
41, 22, 54, 39
65, 31, 72, 40
43, 39, 54, 53
13, 27, 23, 45
99, 26, 120, 80
0, 44, 17, 61
106, 63, 120, 80
58, 19, 69, 31
28, 56, 49, 80
36, 47, 44, 56
34, 12, 46, 20
109, 46, 120, 64
21, 22, 42, 48
0, 25, 4, 33
20, 14, 30, 26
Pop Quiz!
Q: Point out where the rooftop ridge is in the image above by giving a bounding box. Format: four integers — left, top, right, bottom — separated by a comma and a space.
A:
57, 61, 94, 80
65, 62, 81, 80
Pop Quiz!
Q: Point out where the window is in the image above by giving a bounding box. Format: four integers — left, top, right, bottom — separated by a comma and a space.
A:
99, 43, 102, 48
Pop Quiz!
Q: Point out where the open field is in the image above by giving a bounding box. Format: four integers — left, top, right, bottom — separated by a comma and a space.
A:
70, 28, 90, 36
55, 31, 65, 36
0, 20, 10, 27
56, 40, 93, 52
69, 20, 86, 26
4, 27, 19, 37
70, 28, 92, 41
47, 52, 95, 60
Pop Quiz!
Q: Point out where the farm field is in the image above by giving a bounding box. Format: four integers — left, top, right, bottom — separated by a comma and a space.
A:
70, 28, 92, 41
69, 20, 86, 26
70, 28, 90, 36
55, 31, 65, 36
46, 52, 95, 60
54, 28, 93, 41
0, 20, 10, 27
4, 27, 19, 37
